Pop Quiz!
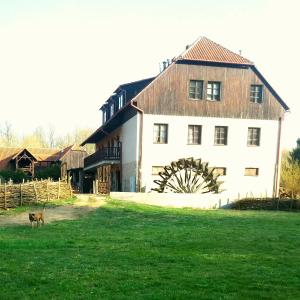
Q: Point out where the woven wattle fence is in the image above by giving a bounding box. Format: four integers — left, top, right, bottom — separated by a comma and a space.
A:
0, 179, 73, 209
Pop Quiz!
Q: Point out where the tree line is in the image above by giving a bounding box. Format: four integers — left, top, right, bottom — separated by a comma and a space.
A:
0, 121, 94, 153
281, 138, 300, 198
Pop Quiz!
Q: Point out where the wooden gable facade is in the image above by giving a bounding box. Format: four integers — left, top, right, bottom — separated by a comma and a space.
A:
132, 39, 287, 119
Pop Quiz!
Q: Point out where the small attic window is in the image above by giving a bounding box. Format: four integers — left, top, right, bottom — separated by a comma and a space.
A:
189, 80, 203, 100
250, 85, 263, 103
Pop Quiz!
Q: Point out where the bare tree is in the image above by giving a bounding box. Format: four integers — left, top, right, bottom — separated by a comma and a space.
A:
2, 121, 15, 146
47, 124, 56, 148
33, 126, 47, 148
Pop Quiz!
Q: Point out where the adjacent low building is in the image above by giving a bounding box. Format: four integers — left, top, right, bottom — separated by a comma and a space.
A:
0, 145, 87, 192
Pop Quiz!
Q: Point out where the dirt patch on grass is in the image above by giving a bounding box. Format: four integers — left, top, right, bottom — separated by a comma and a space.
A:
0, 195, 106, 227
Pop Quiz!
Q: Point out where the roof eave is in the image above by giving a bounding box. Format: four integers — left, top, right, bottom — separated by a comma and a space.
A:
250, 65, 290, 112
176, 59, 253, 68
81, 101, 138, 146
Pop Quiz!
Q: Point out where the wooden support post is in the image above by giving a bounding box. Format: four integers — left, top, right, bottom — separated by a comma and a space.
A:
95, 180, 99, 195
69, 180, 73, 198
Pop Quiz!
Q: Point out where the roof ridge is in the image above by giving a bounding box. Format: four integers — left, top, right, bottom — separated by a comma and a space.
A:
176, 35, 204, 59
180, 36, 253, 65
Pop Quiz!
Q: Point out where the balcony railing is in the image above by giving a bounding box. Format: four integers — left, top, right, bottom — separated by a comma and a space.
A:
84, 147, 120, 169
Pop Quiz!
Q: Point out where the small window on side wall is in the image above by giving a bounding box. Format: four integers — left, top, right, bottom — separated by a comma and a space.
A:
153, 124, 168, 144
213, 167, 226, 176
247, 128, 261, 146
189, 80, 203, 100
250, 85, 263, 103
152, 166, 165, 175
188, 125, 202, 144
214, 126, 228, 145
244, 168, 259, 176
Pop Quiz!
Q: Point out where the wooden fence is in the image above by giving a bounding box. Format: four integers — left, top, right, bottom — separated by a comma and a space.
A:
0, 179, 73, 209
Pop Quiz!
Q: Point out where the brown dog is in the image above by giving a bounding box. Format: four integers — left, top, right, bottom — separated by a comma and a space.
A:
29, 206, 45, 228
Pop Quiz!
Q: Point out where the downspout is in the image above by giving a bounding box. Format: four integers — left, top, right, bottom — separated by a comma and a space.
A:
130, 101, 144, 192
274, 116, 283, 197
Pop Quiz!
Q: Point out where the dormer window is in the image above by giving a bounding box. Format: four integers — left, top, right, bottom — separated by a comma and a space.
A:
110, 103, 115, 117
118, 93, 124, 108
250, 85, 263, 103
102, 110, 107, 124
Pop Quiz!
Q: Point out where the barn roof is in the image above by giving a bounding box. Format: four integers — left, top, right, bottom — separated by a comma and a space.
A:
0, 148, 20, 169
0, 146, 81, 170
179, 36, 253, 65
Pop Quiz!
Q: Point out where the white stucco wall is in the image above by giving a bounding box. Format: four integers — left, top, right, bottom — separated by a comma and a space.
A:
141, 114, 280, 197
119, 114, 140, 191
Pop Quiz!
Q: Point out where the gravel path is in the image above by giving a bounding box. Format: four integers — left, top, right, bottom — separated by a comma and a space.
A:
0, 195, 106, 227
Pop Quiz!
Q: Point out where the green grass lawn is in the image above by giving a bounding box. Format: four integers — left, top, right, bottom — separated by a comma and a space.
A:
0, 197, 77, 217
0, 199, 299, 300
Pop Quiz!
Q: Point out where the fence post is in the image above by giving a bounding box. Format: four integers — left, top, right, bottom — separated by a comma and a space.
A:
57, 178, 60, 200
69, 180, 73, 198
47, 180, 50, 202
33, 182, 38, 202
4, 183, 7, 209
20, 183, 23, 206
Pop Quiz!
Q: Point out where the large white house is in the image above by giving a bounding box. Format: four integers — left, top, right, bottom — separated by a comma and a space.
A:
82, 37, 289, 197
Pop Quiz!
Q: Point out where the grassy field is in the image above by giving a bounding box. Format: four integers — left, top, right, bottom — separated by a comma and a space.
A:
0, 199, 299, 300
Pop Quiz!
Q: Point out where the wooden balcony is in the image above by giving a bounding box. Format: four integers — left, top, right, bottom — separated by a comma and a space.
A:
84, 147, 120, 170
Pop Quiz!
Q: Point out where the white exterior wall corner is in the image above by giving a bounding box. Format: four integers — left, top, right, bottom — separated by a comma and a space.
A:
140, 114, 280, 198
120, 114, 140, 192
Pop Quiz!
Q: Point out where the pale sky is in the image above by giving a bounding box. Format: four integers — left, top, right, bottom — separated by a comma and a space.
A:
0, 0, 299, 148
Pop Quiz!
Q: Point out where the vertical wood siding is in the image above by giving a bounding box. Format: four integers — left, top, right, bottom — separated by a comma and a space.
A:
135, 63, 285, 120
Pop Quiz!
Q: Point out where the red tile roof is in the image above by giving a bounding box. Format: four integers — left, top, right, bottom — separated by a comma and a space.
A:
179, 37, 253, 65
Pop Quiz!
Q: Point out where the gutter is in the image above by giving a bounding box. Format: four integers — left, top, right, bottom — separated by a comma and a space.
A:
273, 116, 284, 197
129, 101, 144, 192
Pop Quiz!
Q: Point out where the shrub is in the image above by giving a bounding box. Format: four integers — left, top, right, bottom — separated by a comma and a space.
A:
0, 169, 29, 183
34, 164, 60, 180
280, 149, 300, 198
231, 198, 300, 212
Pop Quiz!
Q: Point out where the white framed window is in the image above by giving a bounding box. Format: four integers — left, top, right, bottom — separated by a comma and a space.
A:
153, 124, 168, 144
152, 166, 165, 175
213, 167, 226, 176
102, 110, 107, 124
188, 125, 202, 144
247, 128, 261, 146
110, 103, 115, 117
245, 168, 259, 176
118, 93, 124, 108
250, 85, 263, 103
207, 81, 221, 101
189, 80, 203, 100
214, 126, 228, 145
